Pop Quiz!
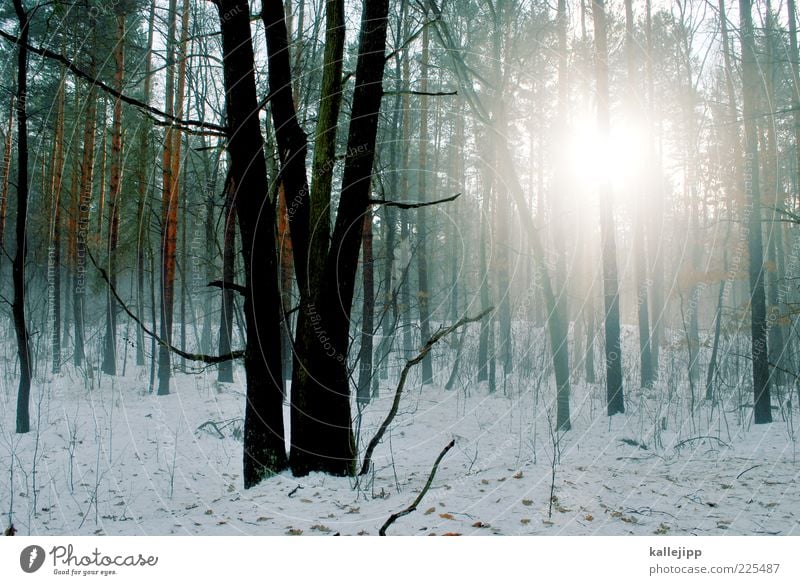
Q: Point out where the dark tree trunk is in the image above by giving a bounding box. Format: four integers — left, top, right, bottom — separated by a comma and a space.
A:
289, 0, 390, 476
218, 0, 288, 485
13, 0, 32, 433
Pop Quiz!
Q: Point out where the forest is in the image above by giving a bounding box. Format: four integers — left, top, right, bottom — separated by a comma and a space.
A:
0, 0, 799, 536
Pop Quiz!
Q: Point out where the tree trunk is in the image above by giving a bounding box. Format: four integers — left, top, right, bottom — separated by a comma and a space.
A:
0, 96, 13, 254
73, 71, 97, 369
625, 0, 654, 389
592, 0, 624, 415
136, 0, 156, 368
416, 24, 434, 385
288, 0, 390, 476
217, 173, 235, 384
102, 14, 125, 376
789, 0, 800, 208
218, 0, 288, 485
308, 0, 345, 288
739, 0, 772, 424
357, 210, 375, 405
12, 0, 32, 434
158, 0, 180, 395
50, 62, 66, 375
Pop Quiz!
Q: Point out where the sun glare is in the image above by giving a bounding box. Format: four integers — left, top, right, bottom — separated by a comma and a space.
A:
560, 114, 648, 190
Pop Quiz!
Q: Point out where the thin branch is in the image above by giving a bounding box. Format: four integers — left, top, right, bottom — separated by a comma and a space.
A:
384, 15, 441, 64
378, 439, 455, 536
368, 192, 460, 209
736, 465, 761, 480
88, 250, 244, 364
0, 28, 227, 134
383, 89, 457, 97
207, 280, 247, 296
360, 307, 492, 476
671, 435, 730, 450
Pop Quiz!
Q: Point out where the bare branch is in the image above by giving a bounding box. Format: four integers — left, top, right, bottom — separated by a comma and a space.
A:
383, 90, 457, 97
0, 28, 227, 135
368, 192, 460, 209
207, 280, 247, 296
360, 307, 492, 476
88, 250, 244, 364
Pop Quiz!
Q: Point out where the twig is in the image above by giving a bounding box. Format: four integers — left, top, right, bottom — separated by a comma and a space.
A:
196, 421, 225, 439
88, 249, 244, 364
359, 308, 492, 476
736, 464, 761, 480
379, 440, 455, 536
672, 435, 730, 450
367, 193, 460, 209
207, 280, 247, 296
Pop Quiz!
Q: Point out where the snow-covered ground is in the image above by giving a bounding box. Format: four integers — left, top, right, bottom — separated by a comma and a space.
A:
1, 361, 799, 536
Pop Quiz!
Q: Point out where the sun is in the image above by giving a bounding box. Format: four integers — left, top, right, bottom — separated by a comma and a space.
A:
558, 113, 648, 191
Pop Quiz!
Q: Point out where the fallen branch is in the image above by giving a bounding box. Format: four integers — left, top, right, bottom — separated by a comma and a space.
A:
379, 439, 455, 536
360, 307, 492, 476
672, 435, 730, 450
368, 193, 460, 210
88, 250, 244, 364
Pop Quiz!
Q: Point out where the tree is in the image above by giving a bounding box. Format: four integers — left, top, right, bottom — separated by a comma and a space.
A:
102, 11, 126, 376
592, 0, 624, 416
217, 0, 288, 486
738, 0, 772, 423
12, 0, 33, 434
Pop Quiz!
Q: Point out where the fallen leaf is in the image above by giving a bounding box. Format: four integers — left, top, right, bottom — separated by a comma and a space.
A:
513, 471, 523, 479
442, 532, 462, 536
520, 518, 531, 525
439, 513, 455, 520
424, 507, 435, 515
472, 521, 490, 528
522, 499, 533, 506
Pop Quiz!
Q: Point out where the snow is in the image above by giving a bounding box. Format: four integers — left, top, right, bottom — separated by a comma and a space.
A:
1, 361, 799, 536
